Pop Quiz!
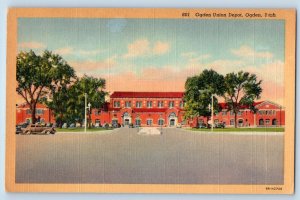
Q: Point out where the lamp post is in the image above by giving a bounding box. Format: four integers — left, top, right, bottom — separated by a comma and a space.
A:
160, 113, 163, 134
84, 93, 91, 133
211, 94, 215, 132
199, 89, 215, 132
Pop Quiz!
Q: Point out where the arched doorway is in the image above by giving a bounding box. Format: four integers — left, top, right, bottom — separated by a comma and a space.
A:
259, 119, 264, 126
238, 119, 243, 127
122, 112, 131, 126
168, 112, 177, 127
272, 119, 277, 125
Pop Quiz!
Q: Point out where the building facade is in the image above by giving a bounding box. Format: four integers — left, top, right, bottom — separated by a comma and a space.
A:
16, 92, 285, 128
16, 103, 55, 124
91, 92, 185, 127
191, 100, 285, 127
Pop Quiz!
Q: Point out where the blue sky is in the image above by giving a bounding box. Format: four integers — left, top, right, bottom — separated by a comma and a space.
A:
17, 18, 285, 104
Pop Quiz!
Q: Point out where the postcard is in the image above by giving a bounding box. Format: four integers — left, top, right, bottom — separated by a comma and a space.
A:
6, 8, 295, 194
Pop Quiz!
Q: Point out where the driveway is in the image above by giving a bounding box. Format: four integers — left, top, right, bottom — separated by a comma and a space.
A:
15, 127, 284, 184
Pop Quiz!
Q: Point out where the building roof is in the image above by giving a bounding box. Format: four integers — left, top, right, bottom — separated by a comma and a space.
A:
218, 101, 264, 109
110, 91, 184, 98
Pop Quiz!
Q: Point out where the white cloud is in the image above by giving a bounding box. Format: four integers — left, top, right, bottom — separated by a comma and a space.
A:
153, 41, 170, 55
181, 52, 211, 63
53, 47, 105, 56
54, 47, 74, 55
123, 39, 170, 58
123, 39, 150, 58
231, 45, 273, 59
18, 41, 46, 49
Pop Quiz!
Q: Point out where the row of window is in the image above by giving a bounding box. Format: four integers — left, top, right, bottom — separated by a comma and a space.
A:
26, 109, 45, 115
219, 110, 277, 116
198, 118, 278, 126
113, 100, 184, 108
258, 110, 276, 115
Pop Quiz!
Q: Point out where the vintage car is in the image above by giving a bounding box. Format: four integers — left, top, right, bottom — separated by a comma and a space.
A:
16, 122, 29, 134
21, 123, 56, 135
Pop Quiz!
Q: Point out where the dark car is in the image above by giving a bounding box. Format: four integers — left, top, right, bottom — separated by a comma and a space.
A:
214, 122, 225, 128
198, 123, 207, 129
112, 123, 121, 128
16, 122, 29, 134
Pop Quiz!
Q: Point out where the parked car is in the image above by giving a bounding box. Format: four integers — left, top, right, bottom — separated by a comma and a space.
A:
214, 122, 225, 128
198, 123, 207, 129
16, 122, 29, 134
21, 123, 56, 135
176, 123, 182, 128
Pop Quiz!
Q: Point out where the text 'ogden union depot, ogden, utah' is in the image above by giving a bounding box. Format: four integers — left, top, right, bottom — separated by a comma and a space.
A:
16, 91, 285, 128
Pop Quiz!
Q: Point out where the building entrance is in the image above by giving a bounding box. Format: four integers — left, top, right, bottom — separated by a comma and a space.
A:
168, 112, 177, 127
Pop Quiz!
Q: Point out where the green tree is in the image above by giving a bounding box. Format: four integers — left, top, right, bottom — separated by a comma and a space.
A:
184, 69, 225, 125
223, 71, 262, 128
67, 75, 107, 128
16, 50, 75, 124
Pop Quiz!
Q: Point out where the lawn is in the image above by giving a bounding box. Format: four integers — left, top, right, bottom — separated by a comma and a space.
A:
56, 127, 113, 132
188, 127, 285, 132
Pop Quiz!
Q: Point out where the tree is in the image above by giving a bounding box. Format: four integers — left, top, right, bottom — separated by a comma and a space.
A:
16, 50, 75, 124
223, 71, 262, 128
184, 69, 225, 125
67, 75, 107, 128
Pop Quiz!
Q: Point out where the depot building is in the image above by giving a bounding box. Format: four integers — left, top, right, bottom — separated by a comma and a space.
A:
16, 91, 285, 128
90, 91, 285, 127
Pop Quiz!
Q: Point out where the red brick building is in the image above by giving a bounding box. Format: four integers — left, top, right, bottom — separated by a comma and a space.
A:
91, 92, 185, 127
16, 92, 285, 128
192, 100, 285, 127
91, 92, 285, 128
16, 103, 55, 124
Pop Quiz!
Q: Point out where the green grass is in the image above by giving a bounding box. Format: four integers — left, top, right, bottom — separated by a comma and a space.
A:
187, 127, 285, 132
56, 127, 113, 132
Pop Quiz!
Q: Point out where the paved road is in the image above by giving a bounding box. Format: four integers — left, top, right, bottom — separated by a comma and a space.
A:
16, 128, 284, 184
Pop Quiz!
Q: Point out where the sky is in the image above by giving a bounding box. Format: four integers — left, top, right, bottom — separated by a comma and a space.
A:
17, 18, 285, 105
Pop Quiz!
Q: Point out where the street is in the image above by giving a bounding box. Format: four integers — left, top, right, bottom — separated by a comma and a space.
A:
16, 127, 284, 184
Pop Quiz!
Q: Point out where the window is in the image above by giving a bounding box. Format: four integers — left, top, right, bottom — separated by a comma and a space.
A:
272, 119, 277, 125
237, 111, 243, 116
158, 119, 164, 126
158, 101, 164, 108
198, 119, 204, 125
125, 101, 131, 108
26, 109, 31, 114
259, 119, 264, 125
135, 119, 141, 126
114, 101, 120, 108
147, 119, 153, 126
230, 111, 234, 116
112, 119, 118, 125
214, 119, 219, 123
169, 101, 174, 108
94, 110, 101, 115
36, 109, 44, 115
222, 111, 227, 116
265, 119, 270, 125
230, 119, 235, 125
169, 112, 176, 118
136, 101, 142, 108
147, 101, 152, 108
180, 101, 184, 108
